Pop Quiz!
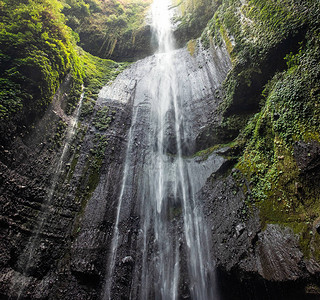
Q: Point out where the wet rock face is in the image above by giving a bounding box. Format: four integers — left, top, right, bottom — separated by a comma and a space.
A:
199, 165, 320, 299
0, 66, 134, 299
255, 225, 306, 282
110, 25, 154, 61
1, 36, 318, 299
92, 44, 232, 299
99, 43, 232, 157
80, 25, 153, 62
200, 169, 261, 273
2, 68, 127, 299
294, 140, 320, 175
0, 77, 79, 299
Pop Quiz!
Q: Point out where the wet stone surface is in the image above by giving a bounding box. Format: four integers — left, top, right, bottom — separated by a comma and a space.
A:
1, 23, 319, 300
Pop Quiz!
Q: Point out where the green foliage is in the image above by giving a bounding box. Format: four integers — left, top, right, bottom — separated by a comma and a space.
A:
174, 0, 221, 45
61, 0, 152, 58
187, 39, 197, 56
90, 133, 109, 161
72, 131, 108, 206
202, 0, 319, 60
49, 120, 68, 149
199, 0, 320, 117
80, 49, 128, 99
0, 79, 24, 119
184, 0, 320, 257
0, 0, 131, 142
78, 48, 129, 119
235, 36, 320, 257
0, 0, 83, 126
93, 106, 115, 131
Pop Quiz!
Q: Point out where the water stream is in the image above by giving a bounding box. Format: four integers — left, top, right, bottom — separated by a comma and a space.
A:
11, 90, 85, 300
102, 0, 219, 298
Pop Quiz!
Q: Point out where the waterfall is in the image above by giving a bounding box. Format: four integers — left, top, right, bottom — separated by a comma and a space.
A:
11, 90, 85, 300
102, 0, 220, 299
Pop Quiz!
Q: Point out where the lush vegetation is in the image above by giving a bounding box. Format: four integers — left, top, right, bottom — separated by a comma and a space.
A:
61, 0, 152, 59
2, 0, 320, 260
77, 49, 128, 119
200, 0, 319, 117
173, 0, 220, 45
236, 34, 320, 258
0, 0, 132, 144
193, 0, 320, 257
178, 0, 320, 258
0, 0, 83, 127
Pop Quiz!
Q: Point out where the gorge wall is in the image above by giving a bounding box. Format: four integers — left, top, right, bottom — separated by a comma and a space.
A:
1, 0, 320, 299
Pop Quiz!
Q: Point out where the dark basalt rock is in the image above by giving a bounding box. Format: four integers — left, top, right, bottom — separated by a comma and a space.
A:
224, 28, 308, 119
294, 140, 320, 174
1, 37, 319, 300
0, 76, 81, 299
80, 25, 153, 62
199, 161, 320, 299
109, 25, 154, 62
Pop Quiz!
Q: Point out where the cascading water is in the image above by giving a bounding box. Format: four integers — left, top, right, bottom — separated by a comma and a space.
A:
102, 0, 220, 299
11, 90, 85, 300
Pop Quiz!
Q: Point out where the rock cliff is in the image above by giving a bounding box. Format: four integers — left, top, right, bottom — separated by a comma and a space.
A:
1, 0, 320, 299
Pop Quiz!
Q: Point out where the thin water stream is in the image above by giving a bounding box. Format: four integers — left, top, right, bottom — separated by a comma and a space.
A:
102, 0, 219, 298
11, 90, 85, 300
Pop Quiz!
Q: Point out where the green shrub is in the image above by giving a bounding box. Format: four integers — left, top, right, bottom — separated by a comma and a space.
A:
0, 0, 84, 125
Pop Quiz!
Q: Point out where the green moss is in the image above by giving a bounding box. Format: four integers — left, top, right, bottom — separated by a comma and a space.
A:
193, 141, 237, 160
199, 0, 320, 142
0, 0, 130, 141
62, 0, 152, 58
169, 206, 182, 219
79, 48, 128, 93
49, 120, 68, 150
90, 133, 109, 160
236, 85, 320, 254
67, 153, 79, 181
0, 0, 84, 141
235, 48, 320, 256
225, 13, 320, 257
79, 98, 95, 120
71, 131, 108, 210
187, 39, 197, 56
189, 0, 320, 259
237, 138, 313, 255
93, 108, 112, 130
174, 0, 220, 46
86, 159, 102, 191
78, 49, 129, 119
